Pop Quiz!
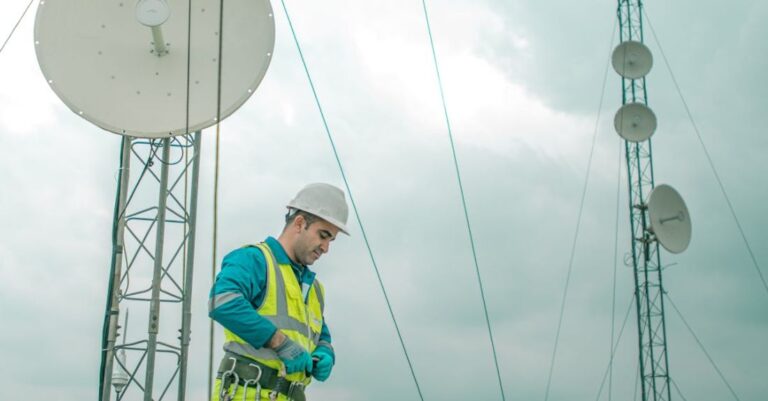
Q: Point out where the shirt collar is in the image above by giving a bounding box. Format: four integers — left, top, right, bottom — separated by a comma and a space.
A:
265, 236, 316, 284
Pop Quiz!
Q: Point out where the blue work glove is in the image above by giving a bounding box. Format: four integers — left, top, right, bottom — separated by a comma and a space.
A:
275, 337, 313, 374
311, 346, 335, 382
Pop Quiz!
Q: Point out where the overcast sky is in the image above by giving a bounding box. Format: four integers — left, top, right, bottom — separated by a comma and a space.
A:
0, 0, 766, 400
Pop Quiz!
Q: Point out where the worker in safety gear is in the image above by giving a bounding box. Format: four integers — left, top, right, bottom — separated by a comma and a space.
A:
209, 183, 349, 401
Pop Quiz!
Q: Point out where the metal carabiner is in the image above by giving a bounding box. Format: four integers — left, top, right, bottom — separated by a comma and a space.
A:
219, 357, 240, 401
242, 363, 263, 401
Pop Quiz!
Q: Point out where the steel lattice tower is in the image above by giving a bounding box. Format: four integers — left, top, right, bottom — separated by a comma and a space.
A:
100, 134, 202, 401
32, 1, 275, 400
617, 1, 673, 401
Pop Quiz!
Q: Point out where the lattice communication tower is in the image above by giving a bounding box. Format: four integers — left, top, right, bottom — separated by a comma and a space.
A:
33, 1, 276, 400
612, 1, 693, 401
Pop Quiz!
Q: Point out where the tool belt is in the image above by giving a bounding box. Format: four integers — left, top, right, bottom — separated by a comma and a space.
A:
217, 353, 307, 401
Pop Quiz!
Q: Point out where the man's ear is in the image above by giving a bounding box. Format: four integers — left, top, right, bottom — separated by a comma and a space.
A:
292, 214, 306, 231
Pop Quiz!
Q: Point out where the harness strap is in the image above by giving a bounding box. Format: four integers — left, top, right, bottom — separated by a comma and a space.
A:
217, 353, 307, 401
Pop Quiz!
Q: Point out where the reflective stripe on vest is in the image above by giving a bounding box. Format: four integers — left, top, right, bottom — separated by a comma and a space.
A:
223, 242, 325, 384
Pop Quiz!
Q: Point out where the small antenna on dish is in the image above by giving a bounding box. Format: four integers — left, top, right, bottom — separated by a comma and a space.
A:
136, 0, 172, 56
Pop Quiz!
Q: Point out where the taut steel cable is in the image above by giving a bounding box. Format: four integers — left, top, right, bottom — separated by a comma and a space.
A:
208, 0, 226, 399
544, 17, 617, 401
644, 10, 768, 299
419, 1, 506, 399
666, 295, 742, 401
278, 1, 426, 399
0, 0, 34, 57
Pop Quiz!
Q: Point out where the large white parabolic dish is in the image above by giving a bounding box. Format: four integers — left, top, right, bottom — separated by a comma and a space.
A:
612, 40, 653, 80
34, 0, 275, 138
614, 102, 657, 143
647, 184, 692, 254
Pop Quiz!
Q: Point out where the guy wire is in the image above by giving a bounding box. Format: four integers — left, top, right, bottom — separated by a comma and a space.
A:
544, 17, 617, 401
279, 1, 425, 399
0, 0, 34, 57
670, 378, 690, 401
181, 0, 194, 398
644, 10, 768, 298
666, 295, 742, 401
182, 0, 193, 327
209, 0, 226, 398
593, 295, 635, 401
609, 138, 623, 401
419, 0, 505, 399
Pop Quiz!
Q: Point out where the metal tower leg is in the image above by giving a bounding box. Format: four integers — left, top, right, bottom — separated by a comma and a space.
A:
178, 133, 202, 401
144, 138, 172, 401
101, 136, 133, 401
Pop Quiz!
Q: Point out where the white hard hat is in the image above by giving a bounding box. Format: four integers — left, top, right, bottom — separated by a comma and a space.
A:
287, 183, 350, 235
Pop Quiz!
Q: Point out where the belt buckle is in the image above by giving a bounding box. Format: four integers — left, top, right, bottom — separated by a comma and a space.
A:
269, 376, 287, 401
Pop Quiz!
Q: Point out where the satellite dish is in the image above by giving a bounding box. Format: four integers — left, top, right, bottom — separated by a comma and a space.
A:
612, 40, 653, 79
34, 0, 275, 138
614, 102, 657, 142
647, 184, 692, 254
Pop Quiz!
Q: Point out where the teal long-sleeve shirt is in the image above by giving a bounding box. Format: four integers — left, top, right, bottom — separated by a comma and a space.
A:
208, 236, 332, 351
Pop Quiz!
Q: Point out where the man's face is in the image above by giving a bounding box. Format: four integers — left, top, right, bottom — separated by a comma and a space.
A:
293, 216, 339, 266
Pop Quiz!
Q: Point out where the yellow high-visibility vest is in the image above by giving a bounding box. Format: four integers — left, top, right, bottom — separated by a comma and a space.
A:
223, 242, 326, 385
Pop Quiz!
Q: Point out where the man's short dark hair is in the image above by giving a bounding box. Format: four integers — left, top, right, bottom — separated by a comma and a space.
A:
284, 209, 318, 230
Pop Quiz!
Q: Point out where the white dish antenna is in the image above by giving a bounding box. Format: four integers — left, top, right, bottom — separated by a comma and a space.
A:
614, 102, 657, 142
34, 0, 275, 138
612, 40, 653, 79
647, 184, 692, 254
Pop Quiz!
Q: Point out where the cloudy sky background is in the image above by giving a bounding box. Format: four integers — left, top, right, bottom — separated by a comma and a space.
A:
0, 0, 766, 400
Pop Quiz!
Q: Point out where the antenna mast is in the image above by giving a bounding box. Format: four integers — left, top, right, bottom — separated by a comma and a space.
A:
613, 1, 691, 401
33, 1, 276, 399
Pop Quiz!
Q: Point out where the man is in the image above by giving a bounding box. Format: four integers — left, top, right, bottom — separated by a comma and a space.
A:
209, 183, 349, 401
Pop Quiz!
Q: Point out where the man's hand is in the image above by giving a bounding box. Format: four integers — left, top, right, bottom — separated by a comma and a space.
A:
271, 332, 313, 374
310, 346, 334, 382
